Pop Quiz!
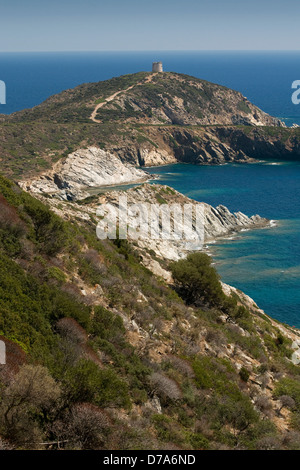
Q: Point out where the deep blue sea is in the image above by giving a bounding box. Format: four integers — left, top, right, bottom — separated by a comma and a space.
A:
0, 50, 300, 326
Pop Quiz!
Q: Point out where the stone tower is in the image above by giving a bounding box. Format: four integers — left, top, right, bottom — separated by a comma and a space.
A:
152, 61, 163, 73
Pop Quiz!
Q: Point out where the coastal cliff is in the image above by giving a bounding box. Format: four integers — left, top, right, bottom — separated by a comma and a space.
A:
32, 182, 269, 282
96, 183, 269, 263
108, 125, 300, 167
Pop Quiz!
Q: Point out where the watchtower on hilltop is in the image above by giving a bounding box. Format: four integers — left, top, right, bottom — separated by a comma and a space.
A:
152, 61, 163, 73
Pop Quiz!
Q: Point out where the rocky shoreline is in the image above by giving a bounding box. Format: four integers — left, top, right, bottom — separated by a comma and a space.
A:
18, 145, 272, 293
18, 143, 271, 263
99, 183, 270, 258
31, 180, 270, 283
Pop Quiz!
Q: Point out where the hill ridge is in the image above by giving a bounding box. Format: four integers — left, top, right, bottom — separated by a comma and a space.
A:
0, 72, 300, 180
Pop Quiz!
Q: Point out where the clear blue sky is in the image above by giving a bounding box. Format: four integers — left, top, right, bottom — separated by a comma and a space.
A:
0, 0, 299, 52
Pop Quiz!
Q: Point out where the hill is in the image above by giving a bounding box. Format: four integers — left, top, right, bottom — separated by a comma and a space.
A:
0, 72, 300, 180
4, 72, 283, 126
1, 175, 300, 450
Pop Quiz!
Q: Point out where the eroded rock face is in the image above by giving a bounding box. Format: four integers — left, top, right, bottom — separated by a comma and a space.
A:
19, 147, 150, 200
109, 126, 300, 169
100, 183, 270, 262
138, 147, 176, 167
29, 179, 270, 282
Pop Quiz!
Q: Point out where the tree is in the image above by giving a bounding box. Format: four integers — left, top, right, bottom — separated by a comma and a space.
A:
255, 395, 273, 418
24, 197, 66, 255
170, 252, 225, 306
150, 372, 182, 403
50, 403, 110, 449
216, 396, 258, 441
277, 395, 295, 416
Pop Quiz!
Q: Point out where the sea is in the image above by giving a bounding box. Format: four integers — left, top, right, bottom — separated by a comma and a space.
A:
0, 50, 300, 326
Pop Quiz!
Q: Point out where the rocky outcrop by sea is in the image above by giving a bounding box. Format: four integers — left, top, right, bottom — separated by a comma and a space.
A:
18, 144, 270, 280
94, 183, 270, 265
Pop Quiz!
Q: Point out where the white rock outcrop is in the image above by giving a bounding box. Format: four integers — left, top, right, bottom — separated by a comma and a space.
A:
19, 147, 151, 200
139, 148, 176, 167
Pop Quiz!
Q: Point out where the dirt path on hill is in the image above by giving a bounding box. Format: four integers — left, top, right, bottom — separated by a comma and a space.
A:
90, 73, 156, 123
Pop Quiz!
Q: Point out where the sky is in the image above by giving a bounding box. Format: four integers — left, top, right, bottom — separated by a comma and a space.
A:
0, 0, 299, 52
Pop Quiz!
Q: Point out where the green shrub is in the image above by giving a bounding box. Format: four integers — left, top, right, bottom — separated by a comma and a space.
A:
63, 358, 131, 409
273, 377, 300, 406
192, 356, 241, 400
264, 333, 292, 358
239, 367, 250, 382
24, 197, 67, 255
237, 100, 251, 114
47, 266, 66, 283
90, 306, 125, 341
189, 432, 210, 450
151, 414, 183, 444
170, 252, 225, 306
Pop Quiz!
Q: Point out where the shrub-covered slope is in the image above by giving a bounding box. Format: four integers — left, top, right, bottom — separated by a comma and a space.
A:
5, 72, 282, 127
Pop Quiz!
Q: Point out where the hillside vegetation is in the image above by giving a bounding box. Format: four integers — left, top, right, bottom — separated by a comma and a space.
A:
4, 72, 281, 126
1, 175, 300, 450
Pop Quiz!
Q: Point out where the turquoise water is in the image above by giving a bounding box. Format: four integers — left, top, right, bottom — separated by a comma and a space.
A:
148, 162, 300, 327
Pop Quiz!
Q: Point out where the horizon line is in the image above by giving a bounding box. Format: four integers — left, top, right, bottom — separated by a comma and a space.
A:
1, 49, 300, 54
